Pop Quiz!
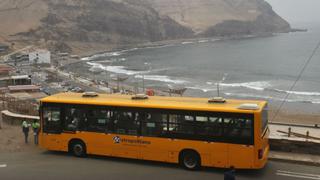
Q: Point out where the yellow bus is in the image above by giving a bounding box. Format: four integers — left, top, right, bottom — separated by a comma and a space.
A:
39, 92, 269, 170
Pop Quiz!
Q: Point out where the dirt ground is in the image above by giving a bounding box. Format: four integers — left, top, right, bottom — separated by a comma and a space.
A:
0, 120, 39, 153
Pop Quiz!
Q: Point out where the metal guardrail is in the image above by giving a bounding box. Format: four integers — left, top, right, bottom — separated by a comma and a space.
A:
269, 121, 320, 129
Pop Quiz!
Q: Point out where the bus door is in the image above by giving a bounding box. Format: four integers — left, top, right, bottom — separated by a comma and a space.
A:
41, 106, 63, 151
110, 111, 140, 159
206, 117, 229, 167
76, 108, 113, 156
139, 113, 170, 162
224, 117, 254, 168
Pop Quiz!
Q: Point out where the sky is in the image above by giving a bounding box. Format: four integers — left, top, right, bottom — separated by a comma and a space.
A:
266, 0, 320, 25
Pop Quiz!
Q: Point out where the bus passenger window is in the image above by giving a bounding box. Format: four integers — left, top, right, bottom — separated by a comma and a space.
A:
168, 114, 195, 136
64, 108, 83, 131
194, 116, 208, 136
223, 117, 253, 145
114, 111, 139, 135
86, 109, 110, 133
141, 113, 167, 137
43, 107, 62, 134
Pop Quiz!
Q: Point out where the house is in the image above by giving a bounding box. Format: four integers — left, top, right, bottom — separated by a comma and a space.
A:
0, 44, 9, 53
0, 64, 14, 77
29, 49, 51, 64
0, 75, 31, 87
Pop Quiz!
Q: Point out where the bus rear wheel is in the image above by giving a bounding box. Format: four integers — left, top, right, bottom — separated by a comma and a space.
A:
180, 151, 201, 170
71, 141, 86, 157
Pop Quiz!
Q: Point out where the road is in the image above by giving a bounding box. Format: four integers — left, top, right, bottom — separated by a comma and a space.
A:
0, 149, 319, 180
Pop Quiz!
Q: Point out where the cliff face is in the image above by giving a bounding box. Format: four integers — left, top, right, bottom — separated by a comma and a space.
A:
36, 0, 193, 43
0, 0, 48, 40
0, 0, 290, 53
144, 0, 291, 36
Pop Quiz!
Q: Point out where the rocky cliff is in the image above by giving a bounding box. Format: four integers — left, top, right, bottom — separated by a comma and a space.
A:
0, 0, 291, 53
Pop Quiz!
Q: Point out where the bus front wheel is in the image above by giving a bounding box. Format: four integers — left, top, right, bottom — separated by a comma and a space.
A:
180, 150, 201, 170
70, 140, 86, 157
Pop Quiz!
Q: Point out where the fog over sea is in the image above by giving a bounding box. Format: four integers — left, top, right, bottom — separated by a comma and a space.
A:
64, 23, 320, 115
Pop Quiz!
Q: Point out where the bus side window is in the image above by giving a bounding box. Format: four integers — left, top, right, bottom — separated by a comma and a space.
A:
43, 107, 62, 134
86, 109, 110, 133
114, 111, 139, 135
194, 116, 208, 136
207, 117, 223, 138
64, 107, 83, 132
168, 114, 195, 136
223, 117, 253, 144
141, 113, 167, 137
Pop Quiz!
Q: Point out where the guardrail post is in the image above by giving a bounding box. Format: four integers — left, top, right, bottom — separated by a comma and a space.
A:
288, 127, 291, 137
306, 131, 309, 140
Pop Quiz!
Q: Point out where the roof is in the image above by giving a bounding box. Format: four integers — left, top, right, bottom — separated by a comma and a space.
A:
0, 44, 9, 48
8, 85, 40, 91
7, 92, 47, 100
0, 64, 13, 71
11, 75, 30, 79
40, 93, 267, 113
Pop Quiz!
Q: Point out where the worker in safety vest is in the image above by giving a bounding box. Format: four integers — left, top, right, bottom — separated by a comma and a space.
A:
22, 120, 30, 144
32, 120, 40, 145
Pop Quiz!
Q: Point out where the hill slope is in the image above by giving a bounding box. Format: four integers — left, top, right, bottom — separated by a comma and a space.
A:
0, 0, 290, 53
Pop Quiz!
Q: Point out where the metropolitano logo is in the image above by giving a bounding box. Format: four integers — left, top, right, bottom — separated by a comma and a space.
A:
113, 136, 121, 144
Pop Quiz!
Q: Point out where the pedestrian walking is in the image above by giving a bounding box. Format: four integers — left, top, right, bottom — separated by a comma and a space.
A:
32, 120, 40, 145
224, 166, 236, 180
22, 120, 30, 144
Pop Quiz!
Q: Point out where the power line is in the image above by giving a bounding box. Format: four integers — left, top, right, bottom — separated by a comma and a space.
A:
271, 39, 320, 122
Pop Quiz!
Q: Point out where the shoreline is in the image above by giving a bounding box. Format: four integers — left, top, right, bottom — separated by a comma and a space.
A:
77, 34, 271, 59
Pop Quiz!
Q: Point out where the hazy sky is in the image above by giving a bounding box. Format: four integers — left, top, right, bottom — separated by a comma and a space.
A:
266, 0, 320, 25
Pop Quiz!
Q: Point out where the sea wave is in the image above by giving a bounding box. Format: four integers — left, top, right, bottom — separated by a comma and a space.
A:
87, 62, 149, 75
181, 41, 195, 45
186, 86, 216, 93
220, 81, 271, 91
198, 40, 209, 43
225, 92, 320, 104
186, 81, 271, 93
87, 62, 186, 84
135, 75, 188, 84
269, 88, 320, 96
81, 51, 123, 61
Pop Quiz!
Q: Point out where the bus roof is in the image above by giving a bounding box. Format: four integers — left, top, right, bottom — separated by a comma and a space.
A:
40, 93, 267, 113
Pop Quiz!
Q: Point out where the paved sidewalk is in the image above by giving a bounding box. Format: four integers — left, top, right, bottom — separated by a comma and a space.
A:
269, 151, 320, 166
269, 124, 320, 143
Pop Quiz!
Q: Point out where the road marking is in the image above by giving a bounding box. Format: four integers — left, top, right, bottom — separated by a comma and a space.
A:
0, 164, 7, 168
277, 170, 320, 180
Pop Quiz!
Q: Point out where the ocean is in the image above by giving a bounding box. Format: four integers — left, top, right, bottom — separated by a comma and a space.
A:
64, 23, 320, 116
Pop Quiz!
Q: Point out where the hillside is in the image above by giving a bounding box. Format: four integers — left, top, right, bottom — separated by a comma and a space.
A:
0, 0, 291, 54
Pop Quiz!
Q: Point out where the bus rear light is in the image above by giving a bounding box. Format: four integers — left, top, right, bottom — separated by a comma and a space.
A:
258, 149, 264, 159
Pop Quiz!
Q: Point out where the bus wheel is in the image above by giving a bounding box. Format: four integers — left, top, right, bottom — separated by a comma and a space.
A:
180, 150, 201, 170
71, 141, 86, 157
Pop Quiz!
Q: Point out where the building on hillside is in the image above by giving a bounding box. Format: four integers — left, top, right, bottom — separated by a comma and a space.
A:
0, 64, 14, 77
0, 75, 31, 87
0, 44, 9, 53
29, 49, 51, 64
8, 85, 40, 93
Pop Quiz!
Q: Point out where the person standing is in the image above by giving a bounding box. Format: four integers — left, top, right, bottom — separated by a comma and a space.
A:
22, 120, 30, 144
32, 120, 40, 145
224, 166, 236, 180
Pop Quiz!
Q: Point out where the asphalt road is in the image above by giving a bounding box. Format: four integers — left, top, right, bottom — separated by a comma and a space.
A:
0, 149, 319, 180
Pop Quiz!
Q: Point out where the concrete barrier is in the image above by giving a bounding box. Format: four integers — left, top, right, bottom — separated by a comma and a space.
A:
270, 138, 320, 156
1, 110, 39, 126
